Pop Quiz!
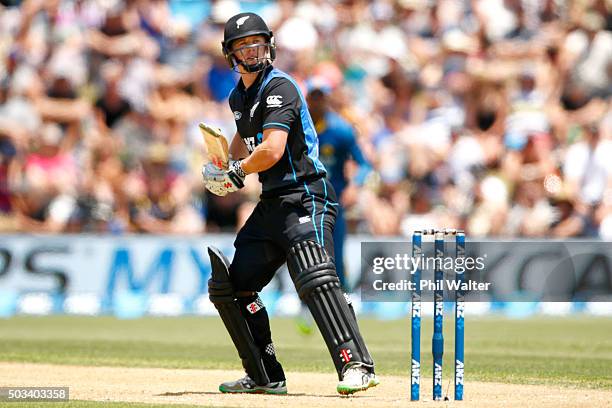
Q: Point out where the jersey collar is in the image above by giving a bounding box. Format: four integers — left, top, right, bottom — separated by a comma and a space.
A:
236, 65, 274, 96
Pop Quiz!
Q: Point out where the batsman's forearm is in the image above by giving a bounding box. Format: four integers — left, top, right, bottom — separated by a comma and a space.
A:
229, 133, 248, 160
241, 146, 283, 174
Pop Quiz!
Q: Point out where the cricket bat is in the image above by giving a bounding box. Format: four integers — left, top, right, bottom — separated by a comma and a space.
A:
199, 122, 229, 170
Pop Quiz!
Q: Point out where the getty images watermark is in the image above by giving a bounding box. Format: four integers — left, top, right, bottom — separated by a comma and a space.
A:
370, 252, 491, 292
360, 240, 612, 302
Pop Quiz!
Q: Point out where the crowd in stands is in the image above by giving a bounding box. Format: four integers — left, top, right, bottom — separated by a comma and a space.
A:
0, 0, 610, 238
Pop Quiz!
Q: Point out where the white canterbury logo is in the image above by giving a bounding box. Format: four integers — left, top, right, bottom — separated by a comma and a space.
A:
298, 216, 311, 224
266, 95, 282, 108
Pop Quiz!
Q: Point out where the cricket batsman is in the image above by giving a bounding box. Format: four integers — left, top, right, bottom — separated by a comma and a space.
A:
202, 12, 378, 395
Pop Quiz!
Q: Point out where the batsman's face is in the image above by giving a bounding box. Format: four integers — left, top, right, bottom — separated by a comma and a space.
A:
231, 35, 268, 65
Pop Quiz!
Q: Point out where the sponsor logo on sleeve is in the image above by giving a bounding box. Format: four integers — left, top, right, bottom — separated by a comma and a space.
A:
266, 95, 283, 108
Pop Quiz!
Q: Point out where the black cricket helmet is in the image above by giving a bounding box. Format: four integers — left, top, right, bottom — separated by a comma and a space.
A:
222, 12, 276, 73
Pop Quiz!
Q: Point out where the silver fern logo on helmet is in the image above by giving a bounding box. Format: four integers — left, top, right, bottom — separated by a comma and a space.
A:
236, 16, 250, 28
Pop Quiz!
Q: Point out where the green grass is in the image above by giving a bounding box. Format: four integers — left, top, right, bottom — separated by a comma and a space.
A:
0, 316, 611, 390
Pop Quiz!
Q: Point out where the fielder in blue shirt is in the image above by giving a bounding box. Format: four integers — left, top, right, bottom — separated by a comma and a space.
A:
307, 82, 372, 290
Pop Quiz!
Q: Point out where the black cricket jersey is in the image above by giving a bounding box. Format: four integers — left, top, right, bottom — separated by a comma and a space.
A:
228, 65, 327, 194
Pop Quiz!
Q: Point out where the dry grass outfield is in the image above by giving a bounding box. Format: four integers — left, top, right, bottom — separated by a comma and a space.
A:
1, 362, 610, 408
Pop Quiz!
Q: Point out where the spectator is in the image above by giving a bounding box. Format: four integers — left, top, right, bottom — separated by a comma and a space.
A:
13, 123, 78, 233
127, 143, 203, 234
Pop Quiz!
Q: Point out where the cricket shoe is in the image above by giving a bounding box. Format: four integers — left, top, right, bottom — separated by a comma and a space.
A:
337, 364, 379, 395
219, 375, 287, 394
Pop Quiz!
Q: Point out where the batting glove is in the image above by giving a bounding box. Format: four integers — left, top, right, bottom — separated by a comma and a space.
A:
202, 163, 228, 196
224, 159, 246, 192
